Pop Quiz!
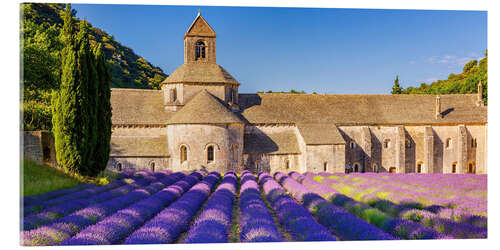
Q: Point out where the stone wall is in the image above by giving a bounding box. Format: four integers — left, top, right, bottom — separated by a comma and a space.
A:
23, 131, 56, 166
243, 154, 300, 174
167, 123, 243, 173
107, 157, 169, 171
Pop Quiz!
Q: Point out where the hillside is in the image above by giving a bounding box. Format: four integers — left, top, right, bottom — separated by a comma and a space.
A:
394, 51, 487, 105
22, 3, 168, 130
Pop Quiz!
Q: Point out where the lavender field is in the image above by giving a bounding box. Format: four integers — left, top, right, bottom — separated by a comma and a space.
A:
21, 170, 487, 245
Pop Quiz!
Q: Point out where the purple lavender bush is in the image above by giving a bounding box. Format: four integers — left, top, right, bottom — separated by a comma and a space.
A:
23, 178, 135, 217
239, 171, 283, 242
259, 172, 335, 241
23, 183, 96, 207
60, 172, 204, 245
276, 172, 394, 241
183, 172, 238, 243
22, 173, 186, 246
123, 172, 221, 244
22, 176, 156, 231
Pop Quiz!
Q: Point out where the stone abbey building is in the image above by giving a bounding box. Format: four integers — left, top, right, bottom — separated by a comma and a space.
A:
107, 14, 488, 174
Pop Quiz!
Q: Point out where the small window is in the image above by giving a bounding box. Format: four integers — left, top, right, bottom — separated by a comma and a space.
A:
323, 162, 328, 172
285, 160, 290, 170
446, 138, 452, 149
353, 163, 360, 172
405, 138, 412, 148
150, 162, 156, 172
233, 144, 238, 162
472, 138, 477, 148
384, 139, 391, 148
171, 88, 177, 102
467, 162, 475, 174
207, 146, 214, 163
350, 141, 356, 149
389, 167, 397, 173
195, 40, 206, 60
180, 145, 188, 163
452, 162, 457, 173
117, 163, 122, 171
373, 163, 378, 173
416, 163, 422, 173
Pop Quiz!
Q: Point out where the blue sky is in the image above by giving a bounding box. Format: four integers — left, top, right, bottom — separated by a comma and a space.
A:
73, 4, 487, 94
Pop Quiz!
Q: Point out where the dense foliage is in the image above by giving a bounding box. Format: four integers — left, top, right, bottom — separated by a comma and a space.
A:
52, 5, 111, 176
393, 52, 488, 104
21, 3, 167, 131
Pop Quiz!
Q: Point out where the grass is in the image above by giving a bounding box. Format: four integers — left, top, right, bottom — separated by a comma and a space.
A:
22, 159, 84, 197
22, 159, 120, 197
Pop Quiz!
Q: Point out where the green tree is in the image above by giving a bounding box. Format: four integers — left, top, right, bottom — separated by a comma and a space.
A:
391, 75, 402, 94
76, 19, 99, 175
52, 3, 86, 173
92, 43, 112, 175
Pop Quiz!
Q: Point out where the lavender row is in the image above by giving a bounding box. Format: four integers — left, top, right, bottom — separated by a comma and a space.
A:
23, 183, 97, 207
123, 172, 221, 244
400, 209, 487, 238
290, 172, 443, 240
61, 172, 203, 245
239, 171, 282, 242
276, 172, 394, 241
259, 172, 335, 241
23, 177, 139, 217
22, 173, 184, 246
184, 172, 238, 243
22, 175, 156, 231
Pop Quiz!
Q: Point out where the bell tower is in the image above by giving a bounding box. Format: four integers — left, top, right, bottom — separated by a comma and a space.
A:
184, 12, 216, 64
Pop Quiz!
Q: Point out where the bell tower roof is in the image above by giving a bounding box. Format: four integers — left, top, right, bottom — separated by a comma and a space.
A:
184, 12, 216, 39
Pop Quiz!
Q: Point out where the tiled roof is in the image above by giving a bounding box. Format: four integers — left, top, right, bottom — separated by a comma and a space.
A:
297, 123, 345, 145
238, 93, 487, 125
161, 63, 239, 85
167, 90, 244, 124
243, 130, 300, 155
110, 136, 169, 157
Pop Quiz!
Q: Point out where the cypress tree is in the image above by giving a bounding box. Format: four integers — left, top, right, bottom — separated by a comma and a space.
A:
76, 20, 99, 176
52, 4, 86, 173
391, 75, 402, 94
93, 44, 112, 175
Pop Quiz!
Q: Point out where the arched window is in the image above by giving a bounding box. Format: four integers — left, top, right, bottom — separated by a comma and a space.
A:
323, 162, 328, 172
207, 146, 214, 163
467, 162, 475, 174
446, 138, 452, 149
195, 40, 206, 60
384, 139, 391, 148
116, 163, 122, 171
285, 160, 290, 170
353, 163, 360, 172
180, 145, 188, 163
350, 141, 356, 149
150, 161, 156, 172
452, 162, 457, 173
373, 163, 378, 173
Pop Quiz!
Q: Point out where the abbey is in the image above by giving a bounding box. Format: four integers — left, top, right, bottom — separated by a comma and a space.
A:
107, 14, 488, 174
